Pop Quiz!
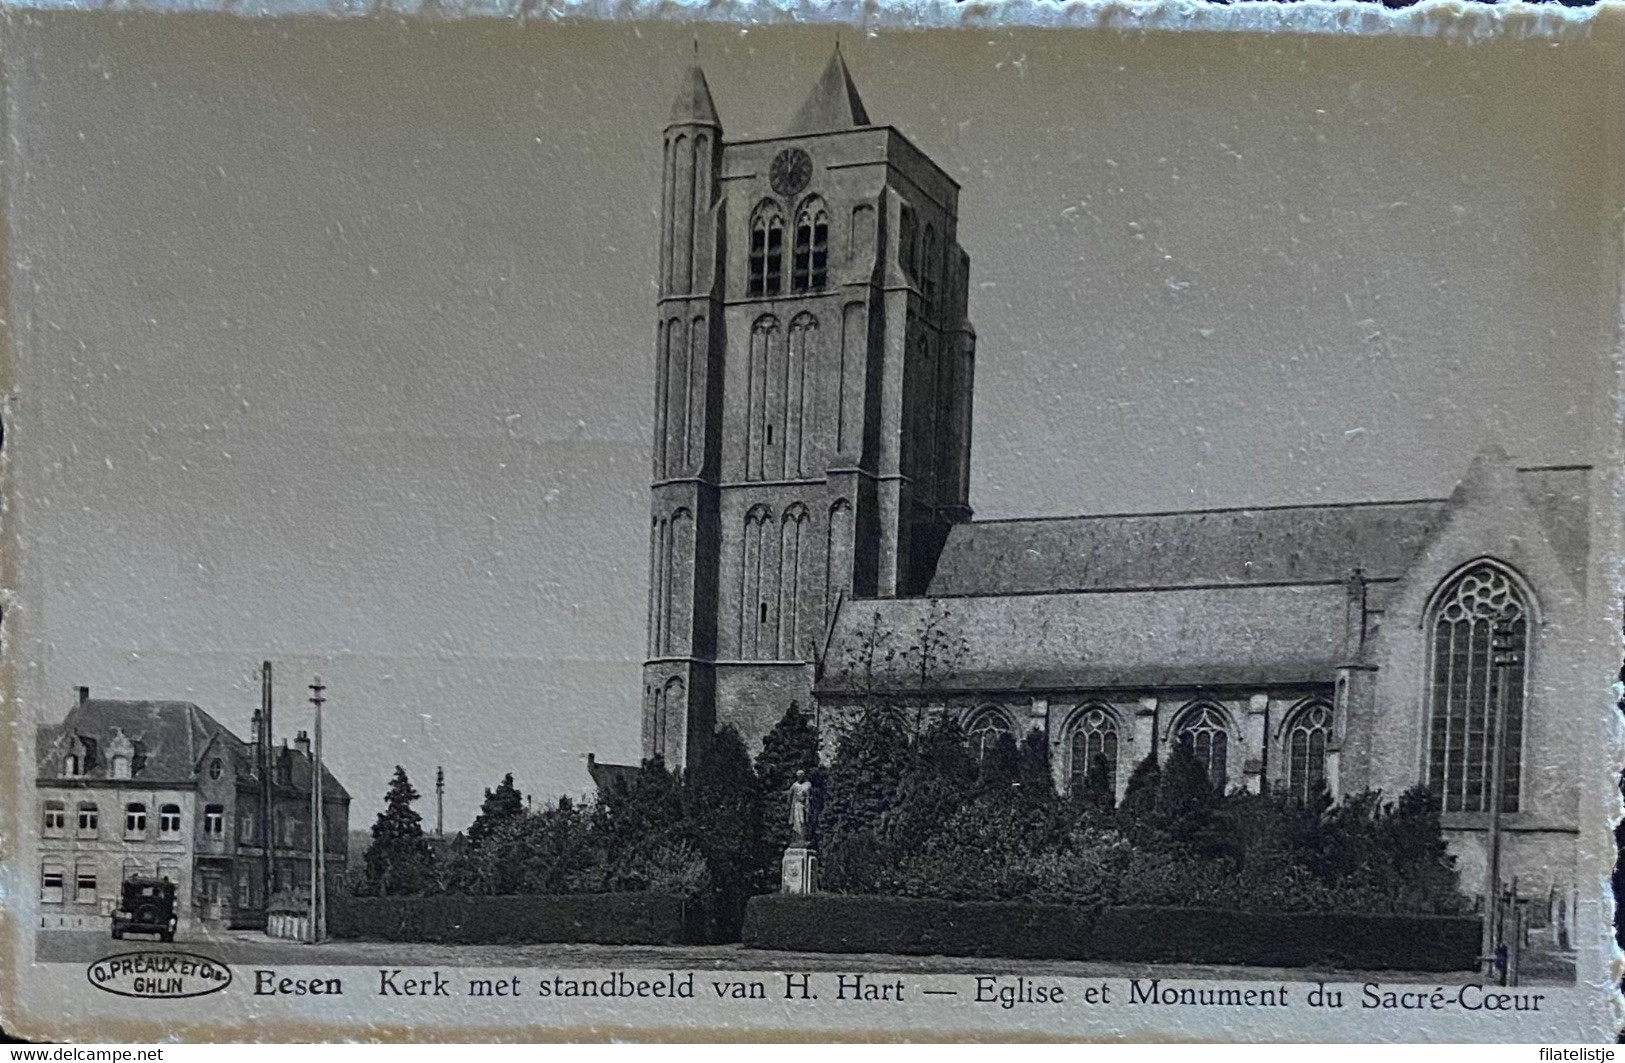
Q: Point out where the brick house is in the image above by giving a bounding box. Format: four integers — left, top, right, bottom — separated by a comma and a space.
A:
36, 688, 348, 932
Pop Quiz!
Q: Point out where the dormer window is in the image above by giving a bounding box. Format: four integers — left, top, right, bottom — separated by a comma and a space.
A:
749, 202, 785, 298
64, 754, 80, 777
792, 199, 829, 292
110, 754, 131, 780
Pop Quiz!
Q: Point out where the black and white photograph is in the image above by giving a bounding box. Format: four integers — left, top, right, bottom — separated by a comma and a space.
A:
0, 5, 1619, 1043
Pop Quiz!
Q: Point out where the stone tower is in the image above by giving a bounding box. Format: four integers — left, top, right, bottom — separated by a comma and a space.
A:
643, 48, 976, 766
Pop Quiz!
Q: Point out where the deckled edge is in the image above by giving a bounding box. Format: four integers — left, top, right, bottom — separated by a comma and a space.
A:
1609, 82, 1625, 1035
0, 0, 1617, 1044
0, 0, 1614, 39
0, 10, 22, 1045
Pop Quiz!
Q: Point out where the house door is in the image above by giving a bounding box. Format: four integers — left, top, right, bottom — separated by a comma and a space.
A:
201, 874, 223, 923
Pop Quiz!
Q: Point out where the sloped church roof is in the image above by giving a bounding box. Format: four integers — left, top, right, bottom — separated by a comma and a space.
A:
819, 460, 1590, 696
928, 499, 1450, 597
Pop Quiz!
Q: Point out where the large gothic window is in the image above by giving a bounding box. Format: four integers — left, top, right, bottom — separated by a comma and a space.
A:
966, 707, 1013, 763
749, 202, 785, 297
792, 199, 829, 292
1068, 706, 1119, 798
1176, 704, 1229, 790
1426, 563, 1529, 814
1283, 701, 1332, 803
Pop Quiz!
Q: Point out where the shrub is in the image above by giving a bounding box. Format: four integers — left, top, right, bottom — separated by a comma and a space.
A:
331, 893, 706, 945
742, 895, 1481, 971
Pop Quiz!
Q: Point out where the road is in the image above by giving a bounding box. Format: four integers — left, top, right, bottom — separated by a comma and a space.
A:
34, 929, 1576, 986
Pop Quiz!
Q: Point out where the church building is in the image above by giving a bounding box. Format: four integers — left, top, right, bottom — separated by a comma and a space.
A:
640, 49, 1598, 911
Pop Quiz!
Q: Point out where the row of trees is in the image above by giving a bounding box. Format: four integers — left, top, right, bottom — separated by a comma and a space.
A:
358, 704, 823, 935
815, 707, 1465, 914
360, 701, 1467, 922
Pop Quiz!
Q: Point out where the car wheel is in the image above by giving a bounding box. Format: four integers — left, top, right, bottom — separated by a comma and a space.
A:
161, 931, 173, 943
111, 929, 123, 940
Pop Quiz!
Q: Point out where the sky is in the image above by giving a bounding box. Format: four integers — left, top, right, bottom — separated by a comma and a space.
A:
6, 13, 1618, 831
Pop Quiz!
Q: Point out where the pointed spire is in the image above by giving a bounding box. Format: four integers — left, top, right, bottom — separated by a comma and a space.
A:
669, 62, 720, 128
785, 44, 871, 135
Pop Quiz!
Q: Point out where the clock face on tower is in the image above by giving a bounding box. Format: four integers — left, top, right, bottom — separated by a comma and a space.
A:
769, 148, 813, 198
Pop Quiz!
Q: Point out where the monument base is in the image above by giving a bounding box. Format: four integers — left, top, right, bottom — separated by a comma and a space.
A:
781, 846, 818, 895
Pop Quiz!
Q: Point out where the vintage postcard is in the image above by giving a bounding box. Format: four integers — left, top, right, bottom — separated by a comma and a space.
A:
0, 2, 1620, 1043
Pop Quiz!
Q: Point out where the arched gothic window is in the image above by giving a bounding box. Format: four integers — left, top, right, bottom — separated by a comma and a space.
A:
966, 707, 1013, 763
746, 316, 781, 481
1283, 701, 1332, 803
792, 200, 829, 292
738, 505, 774, 658
777, 504, 810, 660
749, 202, 785, 298
1426, 563, 1529, 814
1068, 705, 1119, 798
1176, 704, 1230, 790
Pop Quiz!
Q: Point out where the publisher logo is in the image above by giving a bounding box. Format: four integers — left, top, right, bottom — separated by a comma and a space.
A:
87, 951, 233, 999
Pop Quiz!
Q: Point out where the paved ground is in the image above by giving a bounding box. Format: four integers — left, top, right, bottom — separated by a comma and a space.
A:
34, 929, 1577, 986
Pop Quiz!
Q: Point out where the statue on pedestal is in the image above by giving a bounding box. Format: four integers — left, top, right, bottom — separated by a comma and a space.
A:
788, 769, 813, 845
782, 769, 818, 894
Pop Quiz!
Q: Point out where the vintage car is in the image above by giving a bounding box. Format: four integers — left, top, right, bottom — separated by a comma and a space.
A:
111, 877, 178, 942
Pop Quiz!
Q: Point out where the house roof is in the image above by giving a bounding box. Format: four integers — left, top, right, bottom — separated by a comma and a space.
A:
927, 499, 1449, 598
587, 753, 640, 793
36, 697, 349, 800
37, 699, 244, 784
819, 583, 1355, 695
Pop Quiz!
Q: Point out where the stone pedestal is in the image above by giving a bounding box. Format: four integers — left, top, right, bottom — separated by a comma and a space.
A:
781, 846, 818, 894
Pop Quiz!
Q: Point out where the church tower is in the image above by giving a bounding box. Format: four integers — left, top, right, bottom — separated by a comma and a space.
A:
644, 48, 976, 764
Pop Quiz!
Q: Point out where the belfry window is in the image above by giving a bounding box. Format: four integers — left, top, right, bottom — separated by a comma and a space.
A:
1176, 704, 1230, 791
792, 201, 829, 292
749, 203, 785, 298
1068, 706, 1119, 799
1426, 563, 1528, 814
1284, 701, 1332, 803
966, 707, 1013, 763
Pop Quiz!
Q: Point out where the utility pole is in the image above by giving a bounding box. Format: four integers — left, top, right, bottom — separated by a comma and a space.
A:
309, 676, 327, 945
435, 766, 444, 839
260, 662, 275, 921
1484, 618, 1521, 982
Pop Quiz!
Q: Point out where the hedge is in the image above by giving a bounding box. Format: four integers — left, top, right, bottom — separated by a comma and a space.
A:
743, 895, 1481, 972
330, 893, 707, 946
